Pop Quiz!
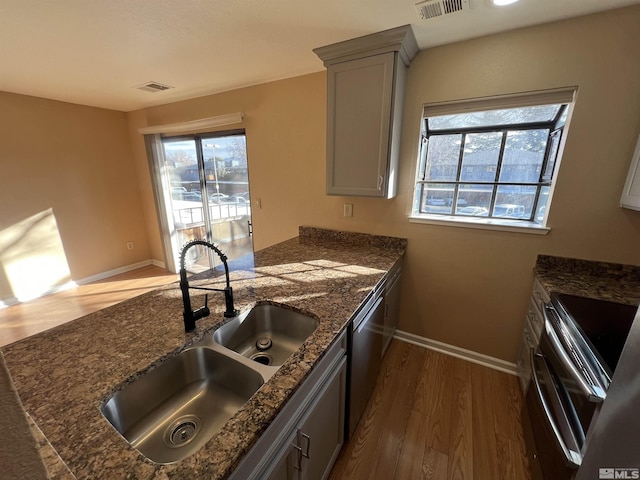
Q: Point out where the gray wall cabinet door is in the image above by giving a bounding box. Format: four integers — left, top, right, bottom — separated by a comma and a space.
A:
326, 52, 396, 197
317, 25, 417, 199
620, 133, 640, 211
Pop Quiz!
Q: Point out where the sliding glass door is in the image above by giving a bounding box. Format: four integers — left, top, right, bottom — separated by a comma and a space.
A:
160, 130, 253, 273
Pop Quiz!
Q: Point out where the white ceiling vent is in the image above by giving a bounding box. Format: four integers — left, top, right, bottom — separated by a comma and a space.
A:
134, 81, 174, 93
415, 0, 470, 20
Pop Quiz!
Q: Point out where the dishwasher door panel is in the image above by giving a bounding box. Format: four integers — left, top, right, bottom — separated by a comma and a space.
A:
348, 296, 384, 437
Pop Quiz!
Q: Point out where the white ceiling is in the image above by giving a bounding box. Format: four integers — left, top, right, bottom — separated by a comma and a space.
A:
1, 0, 638, 112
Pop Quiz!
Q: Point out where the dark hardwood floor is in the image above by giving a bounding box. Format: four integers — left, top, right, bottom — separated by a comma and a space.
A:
330, 340, 531, 480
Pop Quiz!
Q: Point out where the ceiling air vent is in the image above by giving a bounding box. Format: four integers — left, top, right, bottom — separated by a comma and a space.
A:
134, 81, 174, 93
415, 0, 470, 20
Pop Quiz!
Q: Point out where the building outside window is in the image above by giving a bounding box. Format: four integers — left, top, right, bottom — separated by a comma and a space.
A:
411, 89, 576, 231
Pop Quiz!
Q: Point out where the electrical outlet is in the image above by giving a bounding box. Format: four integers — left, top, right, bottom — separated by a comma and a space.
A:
126, 242, 134, 250
344, 203, 353, 217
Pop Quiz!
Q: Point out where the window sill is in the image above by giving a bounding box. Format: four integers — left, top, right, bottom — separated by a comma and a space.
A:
409, 214, 550, 235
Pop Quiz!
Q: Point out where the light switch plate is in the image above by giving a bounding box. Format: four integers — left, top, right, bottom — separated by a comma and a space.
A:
344, 203, 353, 217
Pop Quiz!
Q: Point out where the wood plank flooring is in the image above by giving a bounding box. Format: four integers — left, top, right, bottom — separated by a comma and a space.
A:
330, 341, 531, 480
0, 265, 177, 347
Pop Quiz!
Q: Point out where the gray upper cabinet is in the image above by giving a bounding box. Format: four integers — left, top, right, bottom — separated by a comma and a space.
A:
620, 133, 640, 211
314, 25, 418, 198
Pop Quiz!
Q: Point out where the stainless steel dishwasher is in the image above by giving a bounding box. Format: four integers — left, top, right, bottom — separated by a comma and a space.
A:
347, 289, 385, 438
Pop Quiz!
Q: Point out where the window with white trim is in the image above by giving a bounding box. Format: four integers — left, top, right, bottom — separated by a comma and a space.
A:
411, 89, 575, 230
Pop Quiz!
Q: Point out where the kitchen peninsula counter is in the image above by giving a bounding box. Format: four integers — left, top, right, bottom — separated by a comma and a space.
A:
1, 227, 406, 479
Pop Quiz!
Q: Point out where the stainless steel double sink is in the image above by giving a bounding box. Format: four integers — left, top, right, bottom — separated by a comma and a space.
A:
101, 303, 319, 464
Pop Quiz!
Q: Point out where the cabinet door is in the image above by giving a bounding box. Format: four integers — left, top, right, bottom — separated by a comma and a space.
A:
296, 358, 347, 480
620, 133, 640, 211
327, 52, 395, 197
382, 271, 401, 357
263, 430, 298, 480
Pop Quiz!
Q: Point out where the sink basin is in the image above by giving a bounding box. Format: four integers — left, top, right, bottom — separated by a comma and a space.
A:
213, 304, 319, 366
101, 347, 264, 464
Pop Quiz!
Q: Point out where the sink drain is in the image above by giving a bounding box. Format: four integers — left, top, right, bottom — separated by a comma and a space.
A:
164, 415, 200, 448
255, 336, 273, 351
251, 352, 273, 366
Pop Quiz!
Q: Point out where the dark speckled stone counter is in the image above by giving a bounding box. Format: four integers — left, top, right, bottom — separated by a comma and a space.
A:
535, 254, 640, 306
1, 227, 406, 480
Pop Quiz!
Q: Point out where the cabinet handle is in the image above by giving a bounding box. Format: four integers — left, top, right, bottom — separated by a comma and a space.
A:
293, 443, 302, 471
377, 175, 384, 190
543, 305, 606, 402
530, 348, 582, 467
300, 431, 311, 458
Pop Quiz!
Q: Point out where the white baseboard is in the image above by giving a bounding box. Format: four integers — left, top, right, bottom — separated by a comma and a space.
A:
74, 259, 165, 285
2, 260, 169, 308
1, 282, 77, 308
0, 296, 20, 308
393, 329, 519, 376
150, 259, 166, 269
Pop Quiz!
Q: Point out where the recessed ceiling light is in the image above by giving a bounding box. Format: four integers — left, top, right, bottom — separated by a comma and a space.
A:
493, 0, 519, 5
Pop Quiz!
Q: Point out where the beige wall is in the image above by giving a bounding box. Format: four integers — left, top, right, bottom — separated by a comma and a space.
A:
128, 7, 640, 362
126, 73, 331, 261
0, 92, 150, 303
396, 7, 640, 360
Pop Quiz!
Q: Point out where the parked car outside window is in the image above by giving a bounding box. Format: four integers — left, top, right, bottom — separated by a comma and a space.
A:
493, 204, 526, 218
209, 193, 230, 203
457, 206, 489, 216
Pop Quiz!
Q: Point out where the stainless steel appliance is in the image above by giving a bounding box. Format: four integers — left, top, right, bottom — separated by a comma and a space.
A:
575, 307, 640, 479
525, 293, 638, 479
347, 288, 385, 438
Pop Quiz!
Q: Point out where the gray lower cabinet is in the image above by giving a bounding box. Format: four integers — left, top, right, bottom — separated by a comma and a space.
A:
264, 431, 297, 480
296, 364, 346, 479
266, 362, 346, 480
230, 332, 347, 480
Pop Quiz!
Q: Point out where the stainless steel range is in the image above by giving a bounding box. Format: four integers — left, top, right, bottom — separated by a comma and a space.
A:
524, 292, 638, 479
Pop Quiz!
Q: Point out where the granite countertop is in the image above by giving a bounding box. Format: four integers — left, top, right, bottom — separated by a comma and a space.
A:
1, 227, 406, 480
0, 350, 50, 480
534, 254, 640, 306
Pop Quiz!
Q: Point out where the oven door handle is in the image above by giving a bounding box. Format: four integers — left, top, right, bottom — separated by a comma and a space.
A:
543, 306, 606, 403
530, 348, 582, 469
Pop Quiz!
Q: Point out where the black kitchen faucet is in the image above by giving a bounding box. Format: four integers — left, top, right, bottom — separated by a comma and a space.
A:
179, 239, 237, 332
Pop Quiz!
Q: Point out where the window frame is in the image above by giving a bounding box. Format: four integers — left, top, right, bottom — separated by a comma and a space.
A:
410, 88, 576, 233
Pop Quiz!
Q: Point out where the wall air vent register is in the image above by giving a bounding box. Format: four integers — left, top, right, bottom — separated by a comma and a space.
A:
134, 82, 174, 93
415, 0, 470, 20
